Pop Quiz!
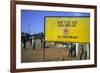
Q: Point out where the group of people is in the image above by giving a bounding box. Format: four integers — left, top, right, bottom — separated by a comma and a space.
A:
67, 43, 76, 57
67, 43, 87, 60
22, 36, 45, 49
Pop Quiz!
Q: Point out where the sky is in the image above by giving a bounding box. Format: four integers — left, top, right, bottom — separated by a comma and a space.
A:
21, 10, 90, 34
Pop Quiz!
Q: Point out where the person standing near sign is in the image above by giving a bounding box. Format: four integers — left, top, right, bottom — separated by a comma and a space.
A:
30, 37, 32, 46
41, 38, 43, 48
80, 44, 84, 60
68, 43, 72, 57
32, 36, 36, 49
22, 36, 27, 49
41, 37, 45, 48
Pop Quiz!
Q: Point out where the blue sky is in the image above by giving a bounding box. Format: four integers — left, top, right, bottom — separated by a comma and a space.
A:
21, 10, 90, 34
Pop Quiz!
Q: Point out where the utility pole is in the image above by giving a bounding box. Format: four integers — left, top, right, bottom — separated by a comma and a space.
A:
28, 24, 30, 34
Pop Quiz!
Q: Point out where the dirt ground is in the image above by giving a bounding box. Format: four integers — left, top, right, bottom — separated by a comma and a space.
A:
21, 40, 78, 63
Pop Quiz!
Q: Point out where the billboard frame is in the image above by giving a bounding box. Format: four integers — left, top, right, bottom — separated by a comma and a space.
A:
10, 0, 97, 72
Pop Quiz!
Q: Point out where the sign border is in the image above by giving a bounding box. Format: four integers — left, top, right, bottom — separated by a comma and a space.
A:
44, 16, 90, 43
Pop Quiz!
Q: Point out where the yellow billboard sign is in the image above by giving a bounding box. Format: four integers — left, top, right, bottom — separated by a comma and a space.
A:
45, 17, 90, 42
